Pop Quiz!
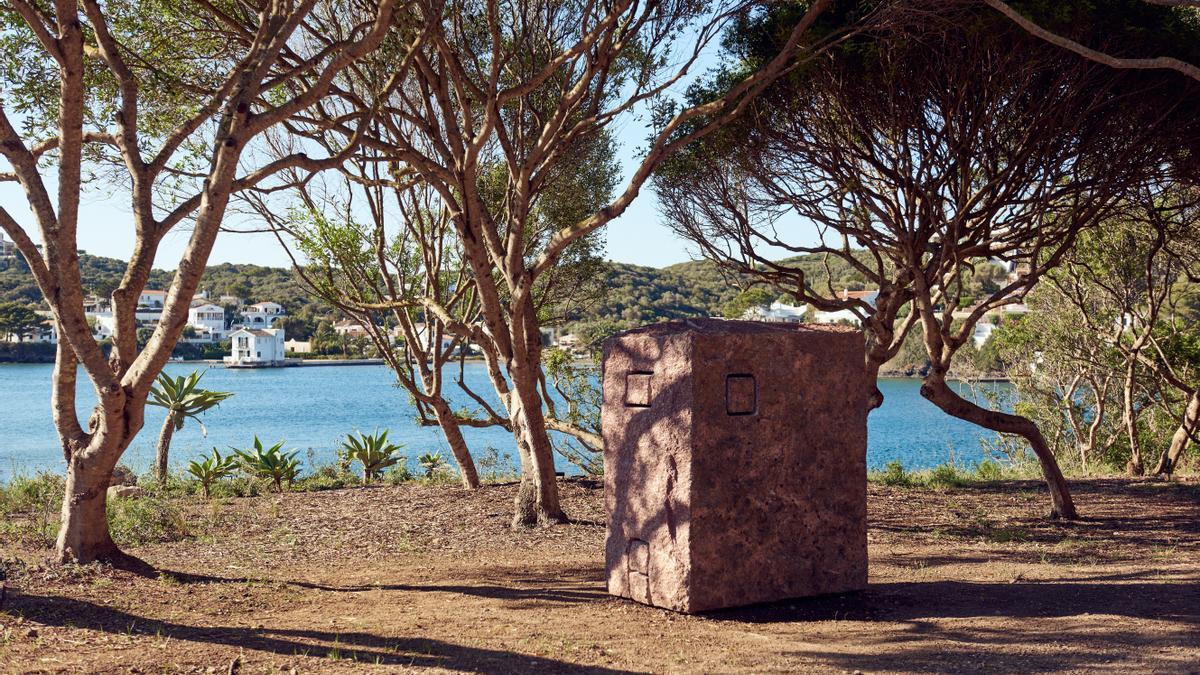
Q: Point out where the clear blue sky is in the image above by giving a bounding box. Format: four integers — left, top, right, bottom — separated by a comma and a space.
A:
0, 87, 707, 274
0, 133, 694, 270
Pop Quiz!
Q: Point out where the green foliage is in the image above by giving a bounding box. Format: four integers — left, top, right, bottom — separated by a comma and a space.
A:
722, 286, 775, 319
0, 301, 45, 341
416, 452, 449, 480
975, 459, 1004, 482
0, 253, 322, 317
0, 471, 64, 548
149, 370, 234, 433
340, 430, 405, 483
107, 496, 188, 547
293, 464, 360, 492
233, 437, 301, 492
873, 461, 914, 487
868, 460, 1021, 488
476, 446, 515, 481
185, 448, 238, 498
384, 465, 415, 485
543, 348, 603, 475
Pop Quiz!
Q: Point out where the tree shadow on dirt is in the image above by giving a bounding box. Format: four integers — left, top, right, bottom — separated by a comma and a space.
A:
707, 578, 1200, 625
149, 565, 610, 605
775, 622, 1200, 673
10, 592, 635, 672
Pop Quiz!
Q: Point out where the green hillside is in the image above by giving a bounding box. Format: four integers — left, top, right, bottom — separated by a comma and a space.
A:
0, 252, 875, 346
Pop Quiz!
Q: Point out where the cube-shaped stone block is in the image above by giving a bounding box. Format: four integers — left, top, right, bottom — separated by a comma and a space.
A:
602, 319, 869, 613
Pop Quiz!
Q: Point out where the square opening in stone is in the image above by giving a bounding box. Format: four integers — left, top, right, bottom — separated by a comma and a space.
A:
625, 372, 653, 407
726, 374, 756, 415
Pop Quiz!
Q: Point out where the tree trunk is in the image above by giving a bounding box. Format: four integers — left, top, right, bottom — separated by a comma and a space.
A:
431, 398, 480, 490
155, 413, 176, 484
56, 443, 123, 564
1121, 362, 1144, 475
1154, 390, 1199, 476
921, 375, 1078, 519
507, 359, 566, 527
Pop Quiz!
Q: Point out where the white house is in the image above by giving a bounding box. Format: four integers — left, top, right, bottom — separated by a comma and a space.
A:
973, 321, 997, 348
813, 290, 879, 326
333, 319, 369, 338
3, 311, 56, 344
187, 302, 226, 341
239, 301, 286, 327
284, 339, 312, 353
89, 311, 116, 340
138, 289, 167, 308
226, 327, 285, 366
744, 301, 807, 323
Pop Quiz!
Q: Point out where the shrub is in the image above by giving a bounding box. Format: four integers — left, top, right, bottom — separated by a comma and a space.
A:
384, 465, 414, 485
477, 446, 515, 481
340, 430, 404, 483
0, 471, 65, 548
107, 495, 189, 546
186, 448, 239, 498
928, 463, 969, 488
417, 452, 449, 480
233, 437, 301, 491
975, 459, 1004, 481
294, 463, 359, 492
873, 460, 914, 487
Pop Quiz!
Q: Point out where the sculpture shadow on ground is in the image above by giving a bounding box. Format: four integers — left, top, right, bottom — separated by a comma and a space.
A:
705, 577, 1200, 625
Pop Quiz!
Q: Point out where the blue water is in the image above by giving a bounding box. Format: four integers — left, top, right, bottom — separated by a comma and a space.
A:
0, 362, 1008, 481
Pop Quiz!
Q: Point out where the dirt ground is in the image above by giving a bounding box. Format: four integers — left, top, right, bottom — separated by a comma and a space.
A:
2, 478, 1199, 674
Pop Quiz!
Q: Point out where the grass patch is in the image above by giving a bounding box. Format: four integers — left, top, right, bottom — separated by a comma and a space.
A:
868, 459, 1024, 489
0, 471, 65, 548
107, 495, 189, 546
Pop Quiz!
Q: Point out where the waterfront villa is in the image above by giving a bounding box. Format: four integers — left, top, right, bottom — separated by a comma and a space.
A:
226, 327, 286, 367
138, 289, 167, 308
333, 319, 370, 338
239, 301, 286, 327
187, 302, 227, 342
743, 301, 808, 323
813, 290, 880, 326
284, 339, 312, 354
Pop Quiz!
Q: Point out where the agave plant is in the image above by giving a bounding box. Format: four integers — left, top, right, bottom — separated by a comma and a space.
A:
233, 437, 301, 491
186, 448, 238, 498
148, 370, 233, 483
341, 430, 404, 483
417, 451, 448, 479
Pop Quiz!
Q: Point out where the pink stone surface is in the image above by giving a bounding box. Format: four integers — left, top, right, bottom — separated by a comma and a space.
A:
602, 319, 869, 613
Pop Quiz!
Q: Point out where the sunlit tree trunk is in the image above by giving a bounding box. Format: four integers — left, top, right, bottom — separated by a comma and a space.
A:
1154, 390, 1199, 476
921, 374, 1077, 519
430, 398, 480, 489
155, 413, 176, 484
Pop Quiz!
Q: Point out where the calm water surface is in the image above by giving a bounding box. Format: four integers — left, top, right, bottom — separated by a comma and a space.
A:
0, 362, 1009, 481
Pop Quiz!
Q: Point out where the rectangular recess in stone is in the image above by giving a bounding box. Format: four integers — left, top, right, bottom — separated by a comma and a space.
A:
725, 373, 757, 415
624, 371, 653, 408
627, 539, 649, 574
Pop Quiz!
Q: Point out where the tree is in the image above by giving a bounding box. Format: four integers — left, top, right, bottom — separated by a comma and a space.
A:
147, 371, 233, 484
982, 0, 1200, 85
270, 174, 491, 489
0, 302, 43, 342
657, 1, 1197, 518
0, 0, 396, 564
989, 295, 1124, 472
292, 0, 844, 526
1046, 188, 1200, 475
